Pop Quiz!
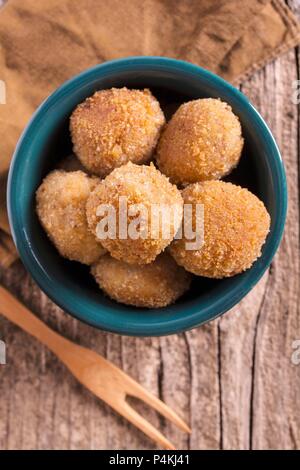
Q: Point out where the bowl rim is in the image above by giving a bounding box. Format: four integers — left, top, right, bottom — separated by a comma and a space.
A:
8, 56, 287, 336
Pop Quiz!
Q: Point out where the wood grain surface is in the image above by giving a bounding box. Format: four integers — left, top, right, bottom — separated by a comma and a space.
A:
0, 0, 299, 450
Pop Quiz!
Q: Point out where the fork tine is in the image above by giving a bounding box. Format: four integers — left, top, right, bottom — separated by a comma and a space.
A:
123, 376, 191, 434
113, 400, 176, 450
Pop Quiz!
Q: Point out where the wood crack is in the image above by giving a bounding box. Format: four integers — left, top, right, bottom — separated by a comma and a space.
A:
217, 322, 223, 450
157, 339, 165, 432
249, 265, 273, 449
157, 340, 164, 401
183, 332, 192, 450
295, 45, 300, 251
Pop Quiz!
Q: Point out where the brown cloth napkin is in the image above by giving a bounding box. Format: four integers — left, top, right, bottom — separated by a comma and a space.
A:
0, 0, 300, 268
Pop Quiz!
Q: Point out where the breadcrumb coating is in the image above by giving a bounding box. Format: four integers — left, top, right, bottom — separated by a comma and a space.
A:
91, 253, 192, 308
157, 98, 244, 184
86, 162, 183, 265
70, 87, 165, 177
169, 181, 270, 278
36, 170, 106, 265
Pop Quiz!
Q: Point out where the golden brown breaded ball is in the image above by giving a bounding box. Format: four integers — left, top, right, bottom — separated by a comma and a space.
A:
91, 253, 192, 308
169, 181, 270, 278
70, 87, 165, 177
86, 162, 183, 265
36, 170, 106, 265
157, 98, 244, 184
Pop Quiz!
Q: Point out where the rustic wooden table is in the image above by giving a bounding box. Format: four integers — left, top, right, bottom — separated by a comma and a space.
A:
0, 0, 300, 451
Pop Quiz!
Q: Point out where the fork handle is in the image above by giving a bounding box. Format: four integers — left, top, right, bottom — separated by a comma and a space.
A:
0, 285, 70, 356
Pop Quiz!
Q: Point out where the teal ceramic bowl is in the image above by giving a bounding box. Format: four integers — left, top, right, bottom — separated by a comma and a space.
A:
8, 57, 287, 336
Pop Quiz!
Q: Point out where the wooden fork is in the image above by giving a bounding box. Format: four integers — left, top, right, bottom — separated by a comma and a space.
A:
0, 285, 190, 449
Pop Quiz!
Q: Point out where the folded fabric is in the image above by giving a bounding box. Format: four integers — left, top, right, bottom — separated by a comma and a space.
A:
218, 0, 300, 83
0, 0, 299, 267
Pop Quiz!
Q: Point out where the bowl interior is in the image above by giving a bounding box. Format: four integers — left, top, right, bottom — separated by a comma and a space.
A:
9, 58, 286, 336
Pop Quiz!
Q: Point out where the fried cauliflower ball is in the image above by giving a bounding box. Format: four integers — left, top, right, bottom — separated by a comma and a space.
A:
169, 181, 270, 278
86, 162, 183, 265
157, 98, 244, 184
36, 170, 106, 265
70, 87, 165, 177
91, 253, 192, 308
